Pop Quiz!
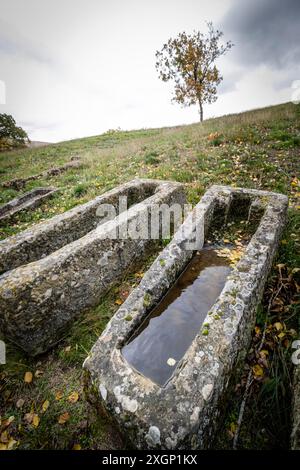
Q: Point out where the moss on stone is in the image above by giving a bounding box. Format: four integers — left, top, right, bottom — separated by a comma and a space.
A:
143, 293, 151, 308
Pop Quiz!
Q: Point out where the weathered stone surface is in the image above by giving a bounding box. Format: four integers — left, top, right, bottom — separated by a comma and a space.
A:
0, 178, 171, 274
0, 179, 186, 356
83, 185, 288, 450
291, 366, 300, 449
0, 187, 58, 223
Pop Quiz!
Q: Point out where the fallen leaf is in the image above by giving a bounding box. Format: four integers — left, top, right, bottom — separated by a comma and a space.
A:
254, 326, 261, 335
64, 346, 71, 353
58, 412, 70, 425
32, 414, 40, 427
7, 438, 18, 450
24, 372, 33, 384
259, 350, 269, 358
1, 416, 14, 430
252, 364, 264, 378
68, 392, 79, 403
55, 391, 63, 401
0, 443, 7, 450
72, 443, 82, 450
274, 322, 283, 331
42, 400, 50, 412
115, 298, 123, 305
134, 272, 144, 278
0, 431, 9, 444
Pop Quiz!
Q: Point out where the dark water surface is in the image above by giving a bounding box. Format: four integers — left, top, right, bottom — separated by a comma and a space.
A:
122, 248, 231, 386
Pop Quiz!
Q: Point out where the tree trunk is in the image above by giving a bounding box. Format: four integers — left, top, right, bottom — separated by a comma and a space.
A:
199, 100, 203, 122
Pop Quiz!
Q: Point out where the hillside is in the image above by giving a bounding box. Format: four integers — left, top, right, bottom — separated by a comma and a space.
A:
0, 102, 299, 450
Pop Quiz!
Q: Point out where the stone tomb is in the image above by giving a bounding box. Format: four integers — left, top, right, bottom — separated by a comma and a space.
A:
0, 187, 58, 223
0, 179, 185, 356
84, 185, 288, 450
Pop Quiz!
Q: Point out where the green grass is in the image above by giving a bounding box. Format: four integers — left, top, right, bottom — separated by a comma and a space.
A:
0, 101, 299, 450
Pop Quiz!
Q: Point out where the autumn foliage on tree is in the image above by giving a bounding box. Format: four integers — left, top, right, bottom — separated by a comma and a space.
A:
155, 23, 233, 122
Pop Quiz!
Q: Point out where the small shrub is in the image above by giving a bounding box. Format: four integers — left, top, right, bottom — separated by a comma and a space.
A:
144, 150, 160, 165
72, 184, 88, 198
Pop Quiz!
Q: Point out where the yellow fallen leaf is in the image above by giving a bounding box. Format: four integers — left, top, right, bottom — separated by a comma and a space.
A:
68, 392, 79, 403
134, 272, 144, 278
252, 364, 264, 377
24, 372, 33, 384
254, 326, 261, 335
55, 390, 63, 401
42, 400, 50, 412
7, 438, 18, 450
72, 443, 82, 450
0, 431, 9, 444
115, 298, 123, 305
274, 322, 283, 331
32, 414, 40, 427
58, 412, 70, 425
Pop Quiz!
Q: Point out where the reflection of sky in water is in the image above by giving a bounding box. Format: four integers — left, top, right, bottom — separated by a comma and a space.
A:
122, 250, 231, 386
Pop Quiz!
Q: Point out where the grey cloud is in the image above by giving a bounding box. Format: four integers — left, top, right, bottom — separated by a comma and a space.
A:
222, 0, 300, 68
218, 68, 246, 95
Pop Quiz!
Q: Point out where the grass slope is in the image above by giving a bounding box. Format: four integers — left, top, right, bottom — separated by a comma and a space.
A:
0, 102, 299, 450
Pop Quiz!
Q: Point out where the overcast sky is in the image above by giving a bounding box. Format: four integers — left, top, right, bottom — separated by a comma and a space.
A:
0, 0, 299, 142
